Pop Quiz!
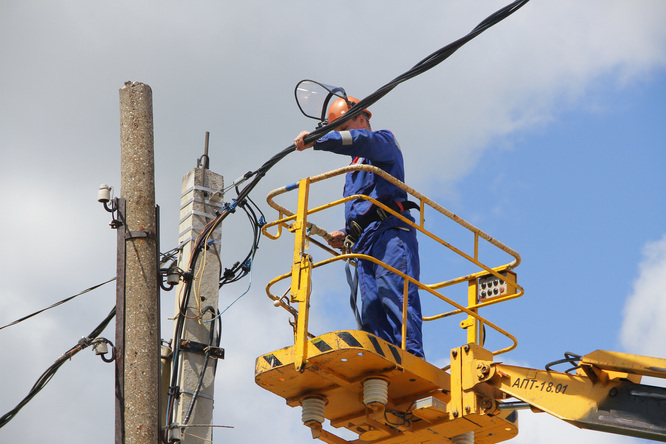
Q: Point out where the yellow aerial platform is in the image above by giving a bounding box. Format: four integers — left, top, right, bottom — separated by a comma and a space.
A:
256, 330, 519, 443
256, 165, 666, 443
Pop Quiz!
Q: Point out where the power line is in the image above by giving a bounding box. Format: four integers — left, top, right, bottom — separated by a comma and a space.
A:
0, 307, 116, 429
0, 278, 117, 332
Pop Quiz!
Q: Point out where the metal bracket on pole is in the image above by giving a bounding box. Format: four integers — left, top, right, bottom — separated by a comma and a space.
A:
115, 198, 127, 444
179, 340, 225, 360
126, 230, 158, 241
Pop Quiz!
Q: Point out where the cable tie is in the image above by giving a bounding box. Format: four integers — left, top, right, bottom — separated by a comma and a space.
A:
223, 268, 235, 280
223, 201, 237, 213
241, 258, 252, 272
168, 386, 181, 398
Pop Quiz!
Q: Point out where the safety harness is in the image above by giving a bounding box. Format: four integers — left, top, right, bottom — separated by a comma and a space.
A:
344, 199, 419, 329
345, 199, 420, 245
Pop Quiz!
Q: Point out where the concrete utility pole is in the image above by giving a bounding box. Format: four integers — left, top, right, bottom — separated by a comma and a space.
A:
117, 81, 161, 444
169, 164, 224, 443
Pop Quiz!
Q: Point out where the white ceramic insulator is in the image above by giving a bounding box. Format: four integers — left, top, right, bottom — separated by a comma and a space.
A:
98, 184, 111, 203
93, 342, 108, 356
166, 271, 180, 285
301, 397, 326, 424
363, 378, 389, 406
451, 431, 474, 444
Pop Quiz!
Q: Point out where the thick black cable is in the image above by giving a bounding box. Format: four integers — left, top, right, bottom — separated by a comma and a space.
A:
247, 0, 531, 183
0, 306, 116, 429
182, 306, 220, 425
0, 278, 117, 332
220, 198, 263, 286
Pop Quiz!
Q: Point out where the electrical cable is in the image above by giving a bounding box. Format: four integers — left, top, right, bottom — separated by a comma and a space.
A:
219, 195, 264, 287
545, 352, 583, 373
385, 388, 440, 427
213, 262, 254, 321
164, 207, 233, 442
0, 306, 116, 429
182, 306, 221, 425
0, 278, 116, 332
193, 233, 212, 319
237, 0, 530, 207
163, 198, 262, 441
161, 245, 184, 267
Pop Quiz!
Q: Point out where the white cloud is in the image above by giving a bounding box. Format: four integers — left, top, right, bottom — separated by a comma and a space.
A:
620, 234, 666, 356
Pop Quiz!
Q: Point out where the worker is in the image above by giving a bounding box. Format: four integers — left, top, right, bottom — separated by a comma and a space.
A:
294, 97, 425, 358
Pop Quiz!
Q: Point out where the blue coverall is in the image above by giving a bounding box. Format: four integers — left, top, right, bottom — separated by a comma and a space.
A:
314, 128, 425, 358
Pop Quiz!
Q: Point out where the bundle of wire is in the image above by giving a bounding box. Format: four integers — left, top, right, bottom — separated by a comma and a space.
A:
0, 307, 116, 429
163, 195, 263, 441
248, 0, 530, 182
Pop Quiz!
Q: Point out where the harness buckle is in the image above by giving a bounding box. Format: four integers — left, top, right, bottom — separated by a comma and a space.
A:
343, 236, 354, 254
348, 220, 363, 242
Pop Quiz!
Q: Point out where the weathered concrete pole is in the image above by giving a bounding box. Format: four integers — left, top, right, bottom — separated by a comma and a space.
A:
119, 81, 161, 444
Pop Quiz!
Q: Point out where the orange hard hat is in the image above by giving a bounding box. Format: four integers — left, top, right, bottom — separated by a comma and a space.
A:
327, 96, 372, 124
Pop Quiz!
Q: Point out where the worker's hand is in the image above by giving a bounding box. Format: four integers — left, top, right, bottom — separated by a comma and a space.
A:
327, 230, 346, 249
294, 131, 314, 151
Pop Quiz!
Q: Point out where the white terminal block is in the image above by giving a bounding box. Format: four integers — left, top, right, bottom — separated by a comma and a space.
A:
412, 396, 448, 423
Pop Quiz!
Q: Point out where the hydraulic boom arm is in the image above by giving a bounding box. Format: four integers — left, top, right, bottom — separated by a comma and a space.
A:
465, 347, 666, 441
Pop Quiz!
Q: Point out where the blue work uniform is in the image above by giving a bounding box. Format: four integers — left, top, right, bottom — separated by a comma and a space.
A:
314, 128, 425, 358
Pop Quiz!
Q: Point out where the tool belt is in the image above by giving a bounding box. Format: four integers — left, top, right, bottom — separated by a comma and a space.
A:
345, 200, 419, 246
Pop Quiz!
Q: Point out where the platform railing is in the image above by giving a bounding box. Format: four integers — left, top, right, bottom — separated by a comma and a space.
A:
262, 165, 524, 360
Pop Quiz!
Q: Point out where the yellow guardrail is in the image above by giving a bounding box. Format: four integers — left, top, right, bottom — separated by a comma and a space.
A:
261, 164, 524, 357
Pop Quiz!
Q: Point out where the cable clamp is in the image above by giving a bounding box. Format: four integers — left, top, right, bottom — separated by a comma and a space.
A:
181, 271, 194, 282
78, 336, 93, 348
180, 340, 225, 359
179, 389, 215, 402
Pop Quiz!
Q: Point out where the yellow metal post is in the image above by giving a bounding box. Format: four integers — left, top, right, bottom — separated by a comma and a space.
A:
291, 178, 313, 372
461, 279, 480, 345
450, 343, 495, 421
401, 278, 409, 350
